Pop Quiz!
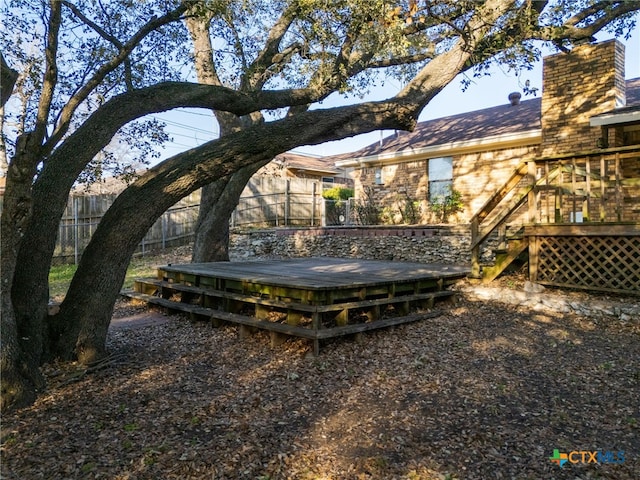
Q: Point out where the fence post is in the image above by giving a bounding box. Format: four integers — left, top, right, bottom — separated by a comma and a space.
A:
284, 179, 290, 226
162, 212, 167, 250
74, 196, 79, 265
311, 182, 317, 226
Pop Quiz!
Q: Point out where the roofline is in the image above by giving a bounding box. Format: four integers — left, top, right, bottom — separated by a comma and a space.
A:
590, 110, 640, 127
334, 129, 542, 168
287, 167, 339, 175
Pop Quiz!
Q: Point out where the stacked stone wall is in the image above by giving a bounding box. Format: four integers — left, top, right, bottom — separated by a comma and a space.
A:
230, 226, 499, 265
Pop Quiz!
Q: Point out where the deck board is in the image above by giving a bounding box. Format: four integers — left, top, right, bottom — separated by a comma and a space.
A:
129, 257, 470, 355
161, 257, 469, 291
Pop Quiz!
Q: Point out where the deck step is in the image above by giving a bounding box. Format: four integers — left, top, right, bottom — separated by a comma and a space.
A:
482, 238, 529, 283
121, 290, 443, 340
133, 278, 455, 313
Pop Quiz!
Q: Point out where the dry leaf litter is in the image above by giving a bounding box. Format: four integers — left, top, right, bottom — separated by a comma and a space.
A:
1, 248, 639, 480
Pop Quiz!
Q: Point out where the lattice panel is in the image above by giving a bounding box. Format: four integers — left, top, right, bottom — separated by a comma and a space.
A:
534, 235, 640, 293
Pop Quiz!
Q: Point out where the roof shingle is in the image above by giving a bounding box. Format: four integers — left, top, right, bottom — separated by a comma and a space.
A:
335, 77, 639, 160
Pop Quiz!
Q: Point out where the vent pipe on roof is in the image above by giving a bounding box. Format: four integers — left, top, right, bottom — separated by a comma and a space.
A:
508, 92, 522, 106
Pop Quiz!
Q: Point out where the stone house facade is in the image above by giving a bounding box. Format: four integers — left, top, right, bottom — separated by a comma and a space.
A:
334, 40, 640, 224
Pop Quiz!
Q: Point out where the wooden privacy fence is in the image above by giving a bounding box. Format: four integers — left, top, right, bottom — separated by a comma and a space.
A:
231, 176, 326, 228
54, 192, 201, 264
51, 176, 341, 264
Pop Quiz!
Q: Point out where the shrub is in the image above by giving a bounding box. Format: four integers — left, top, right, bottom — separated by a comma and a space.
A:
322, 186, 354, 225
429, 186, 464, 223
321, 186, 354, 201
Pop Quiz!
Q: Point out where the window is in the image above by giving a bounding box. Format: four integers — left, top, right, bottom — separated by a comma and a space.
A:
623, 124, 640, 146
374, 167, 384, 185
570, 211, 584, 223
428, 157, 453, 202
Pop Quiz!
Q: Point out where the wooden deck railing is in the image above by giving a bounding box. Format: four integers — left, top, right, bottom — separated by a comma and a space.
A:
470, 145, 640, 279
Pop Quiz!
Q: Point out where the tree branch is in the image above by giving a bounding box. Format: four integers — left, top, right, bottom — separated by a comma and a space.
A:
245, 2, 299, 90
33, 0, 62, 147
555, 1, 640, 41
366, 51, 436, 69
0, 52, 18, 107
565, 1, 638, 28
398, 0, 515, 104
61, 0, 134, 90
46, 3, 189, 152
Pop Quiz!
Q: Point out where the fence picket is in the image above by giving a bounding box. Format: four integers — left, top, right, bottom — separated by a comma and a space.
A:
45, 176, 343, 264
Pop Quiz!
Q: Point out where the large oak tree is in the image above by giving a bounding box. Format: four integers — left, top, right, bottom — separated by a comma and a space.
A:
1, 0, 638, 412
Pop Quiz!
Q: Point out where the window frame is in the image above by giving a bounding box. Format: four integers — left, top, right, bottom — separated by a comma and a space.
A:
428, 157, 453, 203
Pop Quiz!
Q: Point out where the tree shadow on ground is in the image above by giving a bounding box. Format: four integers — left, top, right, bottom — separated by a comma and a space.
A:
1, 298, 638, 479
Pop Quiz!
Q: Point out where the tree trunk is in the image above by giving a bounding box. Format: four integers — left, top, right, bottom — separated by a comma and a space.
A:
53, 104, 417, 363
0, 134, 47, 412
192, 179, 232, 262
0, 303, 45, 412
186, 11, 252, 264
192, 162, 270, 262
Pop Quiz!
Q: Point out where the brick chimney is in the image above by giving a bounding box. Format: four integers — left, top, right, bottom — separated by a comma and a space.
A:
541, 40, 626, 155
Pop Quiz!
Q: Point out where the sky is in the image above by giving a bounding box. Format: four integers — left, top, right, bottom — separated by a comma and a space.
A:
153, 26, 640, 162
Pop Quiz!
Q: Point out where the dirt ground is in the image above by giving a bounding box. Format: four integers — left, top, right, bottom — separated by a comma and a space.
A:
2, 279, 639, 480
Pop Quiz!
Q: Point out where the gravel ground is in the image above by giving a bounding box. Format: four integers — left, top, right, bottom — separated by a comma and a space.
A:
1, 282, 639, 479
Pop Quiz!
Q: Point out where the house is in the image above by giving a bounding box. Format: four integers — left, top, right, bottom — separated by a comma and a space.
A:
335, 40, 639, 225
258, 151, 351, 185
332, 39, 640, 294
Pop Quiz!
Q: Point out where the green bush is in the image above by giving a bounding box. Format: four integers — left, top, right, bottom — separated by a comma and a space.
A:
321, 186, 354, 201
429, 186, 464, 223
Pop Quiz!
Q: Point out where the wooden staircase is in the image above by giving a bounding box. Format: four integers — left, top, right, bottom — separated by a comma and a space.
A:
470, 162, 533, 282
470, 161, 564, 282
470, 146, 640, 291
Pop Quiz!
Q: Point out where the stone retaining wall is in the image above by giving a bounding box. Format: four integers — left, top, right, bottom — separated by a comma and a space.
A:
230, 225, 497, 264
228, 226, 640, 321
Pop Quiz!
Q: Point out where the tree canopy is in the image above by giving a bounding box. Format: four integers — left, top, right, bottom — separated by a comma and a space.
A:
1, 0, 638, 412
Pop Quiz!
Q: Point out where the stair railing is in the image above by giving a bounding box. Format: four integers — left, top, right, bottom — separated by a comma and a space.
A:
470, 145, 640, 279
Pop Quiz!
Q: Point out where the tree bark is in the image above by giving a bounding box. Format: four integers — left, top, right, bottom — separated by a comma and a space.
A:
192, 180, 232, 262
0, 134, 47, 412
192, 162, 270, 262
52, 101, 420, 363
1, 51, 19, 106
0, 312, 42, 411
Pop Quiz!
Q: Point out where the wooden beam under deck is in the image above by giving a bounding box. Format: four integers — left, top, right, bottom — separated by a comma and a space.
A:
124, 257, 469, 355
524, 222, 640, 237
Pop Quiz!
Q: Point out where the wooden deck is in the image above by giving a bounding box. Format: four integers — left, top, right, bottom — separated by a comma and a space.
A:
124, 257, 470, 355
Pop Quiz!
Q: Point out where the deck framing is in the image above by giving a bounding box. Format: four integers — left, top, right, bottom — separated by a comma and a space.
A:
125, 257, 469, 354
